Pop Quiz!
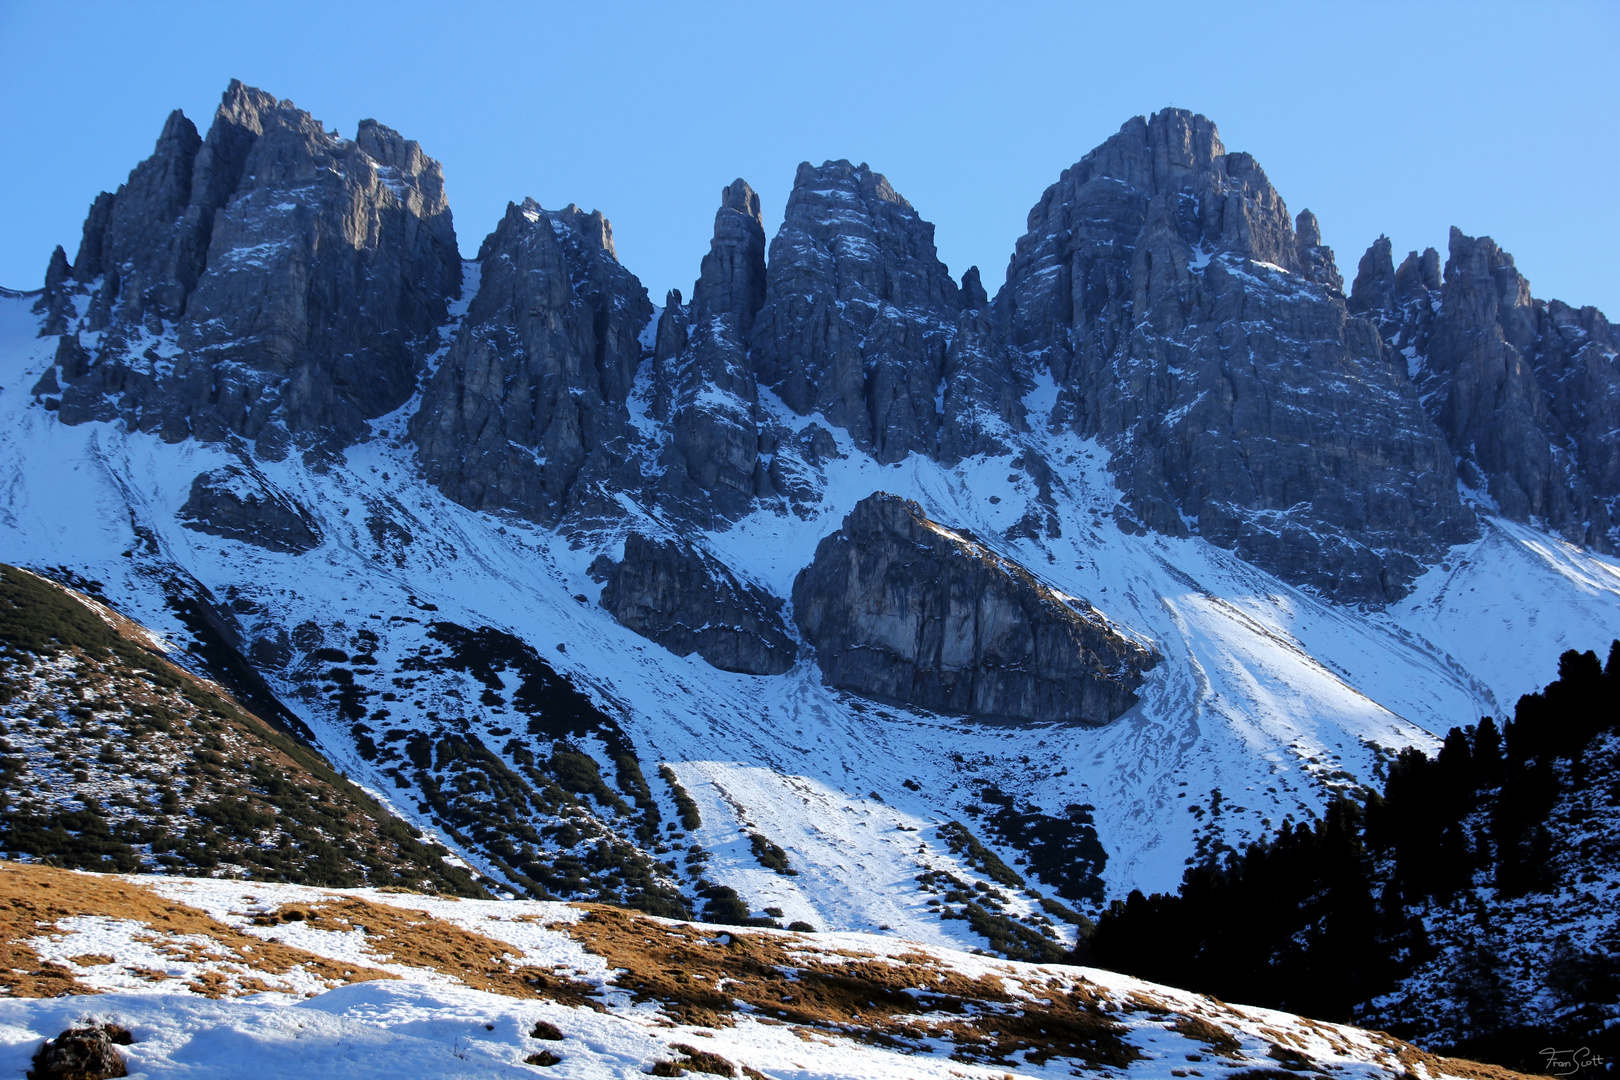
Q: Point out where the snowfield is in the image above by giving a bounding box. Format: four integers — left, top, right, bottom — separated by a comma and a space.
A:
2, 284, 1618, 947
0, 865, 1512, 1080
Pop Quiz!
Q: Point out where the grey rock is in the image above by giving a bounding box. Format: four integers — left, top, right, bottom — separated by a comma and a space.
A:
656, 180, 770, 522
751, 162, 962, 464
178, 465, 321, 553
48, 80, 459, 450
411, 199, 653, 526
1294, 209, 1344, 294
1354, 227, 1620, 550
29, 1023, 129, 1080
994, 109, 1474, 602
791, 493, 1156, 724
591, 533, 795, 675
940, 266, 1026, 462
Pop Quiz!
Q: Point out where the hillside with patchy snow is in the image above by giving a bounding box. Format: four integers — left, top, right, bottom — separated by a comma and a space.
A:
4, 282, 1619, 953
0, 861, 1539, 1080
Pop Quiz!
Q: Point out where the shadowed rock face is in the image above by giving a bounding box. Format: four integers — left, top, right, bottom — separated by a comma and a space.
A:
993, 108, 1475, 603
411, 199, 653, 527
791, 493, 1156, 725
650, 180, 771, 524
41, 80, 459, 453
1351, 228, 1620, 552
751, 161, 1024, 467
176, 466, 321, 554
591, 533, 796, 676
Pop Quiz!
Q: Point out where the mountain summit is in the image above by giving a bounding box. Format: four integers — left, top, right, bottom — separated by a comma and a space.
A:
3, 82, 1618, 1070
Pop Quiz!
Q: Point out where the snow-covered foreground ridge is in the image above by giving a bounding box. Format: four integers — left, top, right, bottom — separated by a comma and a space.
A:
1, 862, 1532, 1080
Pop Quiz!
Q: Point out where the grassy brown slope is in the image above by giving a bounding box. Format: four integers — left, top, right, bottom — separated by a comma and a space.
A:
0, 860, 394, 997
0, 565, 483, 895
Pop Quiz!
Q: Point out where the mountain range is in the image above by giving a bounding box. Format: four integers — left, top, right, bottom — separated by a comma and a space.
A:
3, 81, 1618, 1072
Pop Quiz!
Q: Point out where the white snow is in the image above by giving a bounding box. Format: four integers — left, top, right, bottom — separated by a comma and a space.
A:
0, 870, 1470, 1080
1, 288, 1617, 942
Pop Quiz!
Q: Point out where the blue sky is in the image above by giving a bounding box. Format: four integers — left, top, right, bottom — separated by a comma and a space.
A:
2, 1, 1617, 315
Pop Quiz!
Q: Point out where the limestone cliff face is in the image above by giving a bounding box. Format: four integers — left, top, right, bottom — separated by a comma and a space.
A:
993, 109, 1475, 602
410, 199, 653, 526
41, 81, 459, 453
1351, 228, 1620, 551
34, 88, 1618, 607
651, 180, 771, 524
591, 534, 796, 676
791, 494, 1156, 725
751, 161, 1022, 467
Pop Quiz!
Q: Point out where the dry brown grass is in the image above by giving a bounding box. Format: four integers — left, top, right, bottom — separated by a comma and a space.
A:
563, 905, 1137, 1069
261, 897, 599, 1007
0, 861, 392, 997
1370, 1031, 1546, 1080
1172, 1014, 1244, 1057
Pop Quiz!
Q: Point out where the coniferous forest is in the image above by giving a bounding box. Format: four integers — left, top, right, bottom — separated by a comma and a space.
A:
1084, 644, 1620, 1072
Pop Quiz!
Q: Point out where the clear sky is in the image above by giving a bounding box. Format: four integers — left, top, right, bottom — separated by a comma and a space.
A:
2, 0, 1617, 316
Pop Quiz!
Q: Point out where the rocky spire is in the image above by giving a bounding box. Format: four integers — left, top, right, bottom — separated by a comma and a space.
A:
994, 108, 1474, 603
411, 198, 652, 526
656, 180, 770, 523
1293, 210, 1344, 294
43, 80, 460, 453
750, 160, 961, 464
690, 178, 767, 337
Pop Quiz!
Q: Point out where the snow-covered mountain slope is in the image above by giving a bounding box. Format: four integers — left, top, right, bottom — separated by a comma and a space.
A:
1, 861, 1537, 1080
3, 286, 1619, 952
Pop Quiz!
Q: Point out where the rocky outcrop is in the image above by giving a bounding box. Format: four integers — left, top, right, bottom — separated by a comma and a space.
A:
994, 109, 1475, 602
791, 493, 1155, 724
653, 181, 771, 523
177, 465, 321, 553
42, 81, 459, 452
411, 199, 653, 526
1351, 228, 1620, 551
590, 533, 795, 675
752, 161, 1021, 466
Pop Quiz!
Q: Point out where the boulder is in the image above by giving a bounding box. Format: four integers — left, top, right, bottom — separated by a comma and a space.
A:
178, 465, 321, 553
791, 493, 1155, 724
591, 534, 796, 675
29, 1023, 131, 1080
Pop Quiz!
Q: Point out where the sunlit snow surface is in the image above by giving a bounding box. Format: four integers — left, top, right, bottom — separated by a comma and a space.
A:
2, 288, 1618, 940
0, 874, 1434, 1080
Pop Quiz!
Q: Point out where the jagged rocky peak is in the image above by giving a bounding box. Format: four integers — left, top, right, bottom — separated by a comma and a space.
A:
1352, 227, 1620, 550
792, 493, 1157, 725
590, 533, 796, 676
412, 197, 653, 527
692, 178, 767, 333
995, 107, 1474, 603
38, 79, 459, 453
651, 180, 771, 525
750, 160, 964, 464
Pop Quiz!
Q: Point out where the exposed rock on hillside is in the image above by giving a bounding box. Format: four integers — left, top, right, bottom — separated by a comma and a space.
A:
792, 493, 1155, 724
590, 533, 796, 675
652, 180, 770, 523
994, 109, 1475, 602
178, 465, 321, 553
752, 161, 1022, 466
411, 199, 653, 526
1351, 228, 1620, 552
42, 80, 459, 452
